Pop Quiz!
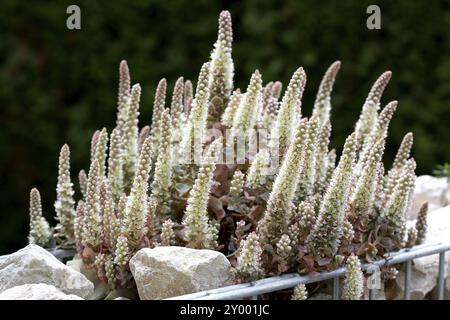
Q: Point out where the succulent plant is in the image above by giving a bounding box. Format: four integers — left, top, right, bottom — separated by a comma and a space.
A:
342, 254, 364, 300
54, 144, 76, 242
415, 201, 429, 245
234, 232, 264, 281
291, 284, 308, 300
26, 11, 425, 295
28, 188, 52, 247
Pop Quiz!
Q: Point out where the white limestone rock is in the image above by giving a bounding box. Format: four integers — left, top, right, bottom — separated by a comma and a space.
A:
0, 283, 83, 300
66, 255, 108, 300
445, 276, 450, 299
395, 205, 450, 299
411, 175, 449, 219
129, 246, 233, 300
0, 244, 94, 299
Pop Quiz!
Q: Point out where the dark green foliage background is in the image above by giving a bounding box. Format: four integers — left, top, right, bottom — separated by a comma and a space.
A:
0, 0, 449, 254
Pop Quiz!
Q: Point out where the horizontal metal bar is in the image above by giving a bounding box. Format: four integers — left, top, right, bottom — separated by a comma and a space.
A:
167, 242, 450, 300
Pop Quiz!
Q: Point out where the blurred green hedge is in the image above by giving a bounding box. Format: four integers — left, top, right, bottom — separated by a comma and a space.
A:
0, 0, 449, 254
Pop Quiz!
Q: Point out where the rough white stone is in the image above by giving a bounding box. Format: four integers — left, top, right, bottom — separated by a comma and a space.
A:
129, 246, 233, 300
0, 283, 83, 300
411, 175, 449, 219
395, 205, 450, 299
445, 276, 450, 299
0, 244, 94, 299
67, 256, 108, 300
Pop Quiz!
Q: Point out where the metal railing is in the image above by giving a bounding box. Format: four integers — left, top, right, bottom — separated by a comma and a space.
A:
168, 242, 450, 300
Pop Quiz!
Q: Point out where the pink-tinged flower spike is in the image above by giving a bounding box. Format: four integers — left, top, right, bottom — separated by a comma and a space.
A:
104, 254, 117, 288
145, 197, 157, 244
209, 10, 234, 115
357, 101, 398, 175
392, 132, 414, 170
270, 67, 306, 156
160, 219, 175, 246
90, 130, 100, 164
291, 284, 308, 300
149, 78, 167, 159
221, 89, 242, 127
257, 118, 309, 246
297, 199, 317, 231
276, 234, 292, 272
78, 170, 87, 199
150, 109, 173, 218
116, 194, 127, 221
342, 219, 355, 243
180, 62, 211, 164
121, 136, 153, 243
54, 144, 76, 241
93, 128, 108, 177
314, 120, 332, 193
229, 170, 245, 198
108, 128, 124, 202
406, 226, 417, 248
28, 188, 51, 247
374, 162, 385, 211
102, 194, 120, 251
74, 200, 85, 250
259, 81, 281, 128
350, 139, 385, 222
306, 133, 357, 259
287, 223, 300, 247
235, 232, 264, 281
122, 84, 141, 190
231, 70, 263, 139
381, 158, 416, 245
376, 101, 398, 135
182, 139, 222, 249
82, 160, 103, 249
114, 234, 129, 269
272, 81, 283, 100
116, 60, 131, 136
260, 96, 279, 131
311, 61, 341, 128
170, 77, 185, 145
354, 71, 392, 151
342, 255, 364, 300
384, 132, 413, 203
266, 80, 281, 100
98, 179, 110, 213
415, 201, 428, 245
138, 125, 150, 153
262, 82, 274, 109
259, 81, 282, 129
183, 79, 193, 116
298, 116, 319, 197
246, 148, 270, 188
94, 253, 106, 282
323, 148, 336, 189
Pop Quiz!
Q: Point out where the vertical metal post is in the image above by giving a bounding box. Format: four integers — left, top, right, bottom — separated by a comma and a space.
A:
332, 277, 340, 300
437, 252, 446, 300
404, 260, 412, 300
369, 289, 377, 300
